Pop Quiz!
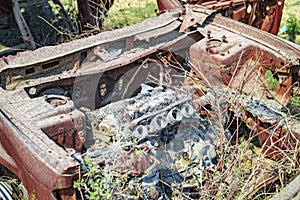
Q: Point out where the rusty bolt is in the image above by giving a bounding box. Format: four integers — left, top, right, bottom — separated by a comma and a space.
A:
79, 131, 86, 138
29, 87, 37, 95
207, 31, 211, 39
222, 35, 227, 43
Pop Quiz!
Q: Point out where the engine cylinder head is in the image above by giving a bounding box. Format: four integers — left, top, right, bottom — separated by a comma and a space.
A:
150, 114, 167, 132
166, 108, 183, 124
181, 104, 195, 118
133, 125, 148, 138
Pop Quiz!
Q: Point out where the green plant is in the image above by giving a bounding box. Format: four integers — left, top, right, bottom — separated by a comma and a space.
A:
61, 0, 79, 23
265, 70, 279, 91
74, 159, 141, 200
289, 0, 300, 6
279, 14, 300, 43
290, 96, 300, 107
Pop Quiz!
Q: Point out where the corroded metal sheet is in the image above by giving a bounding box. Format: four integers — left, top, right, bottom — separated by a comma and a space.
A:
157, 0, 284, 35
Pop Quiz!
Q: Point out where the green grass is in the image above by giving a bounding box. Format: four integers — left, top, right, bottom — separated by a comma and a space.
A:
103, 1, 158, 30
290, 97, 300, 107
279, 0, 300, 44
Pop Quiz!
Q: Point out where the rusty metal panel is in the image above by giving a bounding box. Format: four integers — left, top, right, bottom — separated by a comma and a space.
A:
157, 0, 284, 35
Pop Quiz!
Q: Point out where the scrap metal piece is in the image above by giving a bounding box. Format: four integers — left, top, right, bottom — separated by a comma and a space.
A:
156, 0, 183, 13
205, 87, 300, 161
179, 5, 215, 32
158, 0, 284, 35
187, 8, 297, 106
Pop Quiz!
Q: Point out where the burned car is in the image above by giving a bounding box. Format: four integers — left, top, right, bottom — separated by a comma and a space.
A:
0, 2, 299, 200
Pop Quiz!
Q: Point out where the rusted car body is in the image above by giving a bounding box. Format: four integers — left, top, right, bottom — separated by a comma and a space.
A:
157, 0, 284, 35
0, 2, 299, 200
0, 0, 284, 53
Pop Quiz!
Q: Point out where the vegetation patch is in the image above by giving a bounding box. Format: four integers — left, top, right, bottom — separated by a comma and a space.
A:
103, 0, 158, 30
264, 70, 279, 91
279, 0, 300, 44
